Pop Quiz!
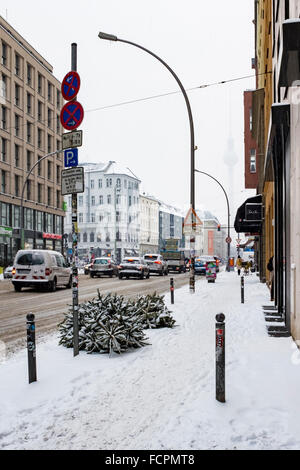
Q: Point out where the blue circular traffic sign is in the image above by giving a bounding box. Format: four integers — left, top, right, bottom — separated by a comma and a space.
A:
60, 101, 84, 131
61, 71, 81, 101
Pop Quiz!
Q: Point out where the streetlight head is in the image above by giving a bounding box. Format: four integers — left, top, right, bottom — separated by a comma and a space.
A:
98, 31, 118, 41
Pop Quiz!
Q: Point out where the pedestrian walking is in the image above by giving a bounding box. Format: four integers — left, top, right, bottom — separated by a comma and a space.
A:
267, 255, 274, 301
236, 255, 242, 276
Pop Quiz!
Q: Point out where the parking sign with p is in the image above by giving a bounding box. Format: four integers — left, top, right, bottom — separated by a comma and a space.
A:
64, 148, 78, 168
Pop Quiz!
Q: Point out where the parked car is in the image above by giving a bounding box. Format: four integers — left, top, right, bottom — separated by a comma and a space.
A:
194, 256, 215, 275
118, 257, 150, 280
3, 266, 13, 279
89, 257, 118, 278
143, 254, 168, 276
12, 250, 72, 292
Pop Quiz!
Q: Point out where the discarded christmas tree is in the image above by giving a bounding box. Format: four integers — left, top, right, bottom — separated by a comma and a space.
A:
58, 290, 175, 355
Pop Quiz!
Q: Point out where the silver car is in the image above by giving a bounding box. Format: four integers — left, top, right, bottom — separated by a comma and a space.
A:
118, 257, 150, 280
143, 254, 168, 276
90, 257, 118, 278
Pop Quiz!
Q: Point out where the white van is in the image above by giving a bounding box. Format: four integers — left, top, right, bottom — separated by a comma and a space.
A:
12, 250, 72, 292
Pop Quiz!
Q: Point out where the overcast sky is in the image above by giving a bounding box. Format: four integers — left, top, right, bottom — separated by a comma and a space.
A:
1, 0, 256, 229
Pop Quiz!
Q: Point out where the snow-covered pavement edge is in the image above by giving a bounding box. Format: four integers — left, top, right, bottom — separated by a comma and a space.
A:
1, 271, 300, 450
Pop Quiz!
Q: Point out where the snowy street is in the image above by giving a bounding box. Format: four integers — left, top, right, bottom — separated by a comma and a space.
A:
1, 270, 300, 450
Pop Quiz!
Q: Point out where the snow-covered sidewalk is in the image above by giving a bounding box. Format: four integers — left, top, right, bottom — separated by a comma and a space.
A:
1, 270, 300, 450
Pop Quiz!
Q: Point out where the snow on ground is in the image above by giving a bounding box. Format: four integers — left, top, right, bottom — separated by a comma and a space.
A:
1, 270, 300, 450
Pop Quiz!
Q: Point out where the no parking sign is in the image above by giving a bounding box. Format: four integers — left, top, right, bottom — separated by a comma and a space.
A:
60, 101, 84, 131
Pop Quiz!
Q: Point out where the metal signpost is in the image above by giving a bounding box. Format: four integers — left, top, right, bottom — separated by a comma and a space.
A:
60, 43, 84, 357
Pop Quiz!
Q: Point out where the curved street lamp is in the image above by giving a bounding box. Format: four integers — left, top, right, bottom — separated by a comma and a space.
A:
195, 169, 231, 271
98, 31, 196, 289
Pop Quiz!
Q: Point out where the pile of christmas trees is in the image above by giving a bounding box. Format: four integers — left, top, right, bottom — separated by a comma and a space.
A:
58, 290, 176, 355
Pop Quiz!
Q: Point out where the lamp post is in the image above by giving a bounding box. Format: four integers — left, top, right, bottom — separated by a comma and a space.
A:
194, 169, 231, 272
19, 150, 63, 250
98, 31, 196, 290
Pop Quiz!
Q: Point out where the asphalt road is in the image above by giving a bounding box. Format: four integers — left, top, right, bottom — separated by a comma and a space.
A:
0, 271, 199, 354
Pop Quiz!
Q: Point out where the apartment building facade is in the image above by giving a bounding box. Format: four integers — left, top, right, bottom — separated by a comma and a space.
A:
139, 194, 159, 255
0, 16, 64, 266
64, 162, 141, 264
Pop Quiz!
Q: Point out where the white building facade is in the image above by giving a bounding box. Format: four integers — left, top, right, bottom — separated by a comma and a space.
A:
64, 161, 140, 263
139, 194, 159, 255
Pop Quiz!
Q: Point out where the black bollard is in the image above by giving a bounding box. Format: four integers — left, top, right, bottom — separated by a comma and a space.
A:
170, 277, 174, 304
216, 313, 225, 403
26, 313, 37, 384
241, 276, 244, 303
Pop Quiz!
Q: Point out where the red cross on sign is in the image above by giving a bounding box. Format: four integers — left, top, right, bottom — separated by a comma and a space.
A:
60, 101, 84, 131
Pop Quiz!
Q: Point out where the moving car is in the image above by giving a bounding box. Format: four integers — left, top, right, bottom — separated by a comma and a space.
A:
143, 254, 168, 276
3, 266, 13, 279
89, 257, 118, 278
12, 249, 72, 292
118, 257, 150, 280
194, 255, 216, 275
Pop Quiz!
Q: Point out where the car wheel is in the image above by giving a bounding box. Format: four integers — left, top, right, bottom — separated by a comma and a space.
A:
146, 272, 150, 279
90, 273, 94, 278
66, 276, 72, 289
159, 271, 163, 276
49, 278, 57, 292
14, 284, 22, 292
119, 275, 123, 280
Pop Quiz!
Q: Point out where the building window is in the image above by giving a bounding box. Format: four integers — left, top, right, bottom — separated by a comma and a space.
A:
116, 194, 121, 205
27, 122, 32, 143
1, 42, 7, 67
47, 187, 52, 206
91, 179, 94, 189
37, 183, 42, 203
1, 106, 7, 129
83, 232, 87, 243
47, 134, 52, 153
1, 170, 6, 193
27, 64, 33, 86
79, 213, 83, 223
27, 150, 32, 172
98, 179, 102, 188
56, 115, 60, 133
38, 101, 43, 122
129, 195, 132, 206
25, 208, 34, 230
116, 211, 121, 222
250, 149, 256, 173
26, 180, 31, 200
15, 144, 20, 167
78, 196, 83, 206
0, 74, 7, 100
15, 175, 20, 197
56, 90, 61, 108
1, 138, 7, 162
15, 83, 21, 107
38, 128, 43, 149
15, 114, 20, 137
56, 190, 60, 208
285, 0, 289, 19
107, 195, 111, 204
91, 213, 95, 223
13, 205, 21, 228
47, 81, 52, 102
15, 53, 21, 76
38, 73, 43, 95
38, 156, 42, 176
47, 161, 52, 180
47, 108, 52, 128
56, 165, 60, 183
91, 196, 95, 206
116, 178, 121, 187
27, 92, 32, 115
99, 195, 103, 205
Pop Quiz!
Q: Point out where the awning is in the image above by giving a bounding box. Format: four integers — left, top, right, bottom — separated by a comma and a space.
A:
234, 195, 262, 234
279, 19, 300, 87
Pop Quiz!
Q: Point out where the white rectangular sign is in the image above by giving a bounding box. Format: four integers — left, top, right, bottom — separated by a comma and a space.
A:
61, 167, 85, 195
62, 130, 83, 150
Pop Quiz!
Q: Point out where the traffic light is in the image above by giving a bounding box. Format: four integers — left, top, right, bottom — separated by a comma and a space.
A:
217, 224, 221, 232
